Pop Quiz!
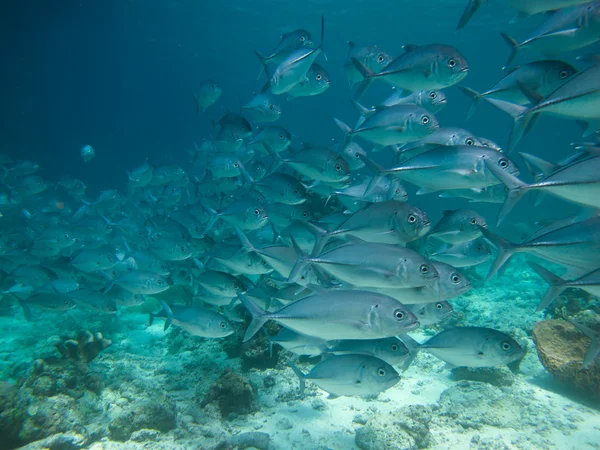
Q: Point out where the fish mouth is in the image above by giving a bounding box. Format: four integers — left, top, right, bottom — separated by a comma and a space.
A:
460, 67, 469, 73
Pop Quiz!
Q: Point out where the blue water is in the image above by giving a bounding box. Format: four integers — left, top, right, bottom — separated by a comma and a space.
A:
1, 1, 599, 449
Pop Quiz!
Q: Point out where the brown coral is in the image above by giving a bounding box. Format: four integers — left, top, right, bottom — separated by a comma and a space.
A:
200, 371, 257, 418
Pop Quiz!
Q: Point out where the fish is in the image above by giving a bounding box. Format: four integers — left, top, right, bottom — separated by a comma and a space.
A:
106, 270, 170, 295
194, 81, 222, 113
249, 125, 292, 153
480, 217, 600, 281
266, 145, 350, 184
289, 241, 439, 289
568, 319, 600, 368
301, 200, 431, 255
262, 28, 314, 66
407, 301, 454, 327
344, 41, 391, 86
335, 103, 439, 147
326, 337, 411, 367
253, 173, 307, 205
270, 327, 327, 357
80, 145, 95, 162
460, 60, 577, 120
332, 176, 408, 212
241, 93, 282, 123
361, 145, 519, 195
381, 89, 447, 114
403, 327, 526, 368
500, 3, 600, 66
239, 290, 418, 342
195, 269, 248, 297
18, 293, 77, 321
427, 209, 487, 244
288, 354, 400, 398
527, 262, 600, 311
484, 155, 600, 225
151, 301, 234, 338
429, 237, 492, 268
67, 289, 117, 313
200, 197, 269, 236
372, 261, 472, 304
286, 62, 331, 99
438, 185, 508, 204
70, 248, 119, 273
257, 17, 325, 95
397, 127, 485, 161
352, 44, 469, 99
457, 0, 592, 29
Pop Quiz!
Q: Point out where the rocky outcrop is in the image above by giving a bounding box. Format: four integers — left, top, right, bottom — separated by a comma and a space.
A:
532, 319, 600, 400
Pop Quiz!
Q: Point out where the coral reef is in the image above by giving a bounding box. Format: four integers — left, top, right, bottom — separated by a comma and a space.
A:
200, 370, 257, 418
0, 381, 25, 449
532, 319, 600, 400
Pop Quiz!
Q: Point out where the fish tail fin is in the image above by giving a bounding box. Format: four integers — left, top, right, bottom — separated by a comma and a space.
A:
17, 300, 33, 322
319, 15, 327, 61
160, 300, 173, 331
199, 201, 219, 236
263, 144, 284, 176
479, 226, 519, 282
396, 334, 421, 371
287, 360, 306, 396
483, 158, 529, 226
194, 94, 200, 115
458, 86, 482, 121
238, 293, 268, 342
358, 154, 386, 197
288, 251, 313, 284
297, 221, 330, 256
351, 57, 375, 99
527, 262, 567, 311
508, 111, 537, 153
500, 32, 519, 66
234, 226, 257, 252
568, 319, 600, 369
333, 117, 355, 152
457, 0, 483, 29
350, 99, 371, 117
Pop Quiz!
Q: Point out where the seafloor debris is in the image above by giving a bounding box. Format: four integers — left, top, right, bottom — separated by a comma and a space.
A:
200, 370, 257, 417
54, 330, 112, 363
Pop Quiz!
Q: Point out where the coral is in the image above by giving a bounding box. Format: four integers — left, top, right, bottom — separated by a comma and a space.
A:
450, 366, 516, 387
200, 370, 257, 418
222, 431, 271, 450
54, 330, 112, 363
355, 424, 417, 450
108, 391, 177, 441
223, 322, 281, 370
532, 319, 600, 400
0, 381, 25, 449
16, 431, 87, 450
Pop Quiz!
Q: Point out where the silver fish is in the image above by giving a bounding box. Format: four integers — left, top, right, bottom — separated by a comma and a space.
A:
408, 301, 454, 327
429, 237, 492, 268
344, 41, 391, 86
381, 89, 447, 114
151, 301, 234, 338
326, 337, 410, 367
289, 354, 400, 398
404, 327, 526, 368
194, 81, 222, 113
428, 209, 487, 244
241, 93, 282, 123
240, 290, 418, 342
287, 62, 331, 99
352, 44, 469, 99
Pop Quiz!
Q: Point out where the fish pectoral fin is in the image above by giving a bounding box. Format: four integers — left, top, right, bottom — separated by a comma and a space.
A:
327, 393, 340, 399
538, 28, 580, 39
423, 70, 432, 78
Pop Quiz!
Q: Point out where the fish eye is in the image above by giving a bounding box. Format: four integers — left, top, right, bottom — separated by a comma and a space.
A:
335, 163, 342, 171
407, 214, 417, 223
498, 158, 509, 169
157, 280, 163, 285
180, 246, 186, 252
465, 138, 475, 146
470, 218, 477, 225
377, 368, 386, 377
293, 188, 300, 194
394, 309, 405, 320
316, 73, 322, 81
219, 321, 227, 328
254, 208, 261, 216
390, 344, 399, 351
436, 302, 443, 310
448, 58, 456, 68
477, 245, 484, 252
419, 264, 429, 274
501, 341, 512, 351
269, 104, 274, 110
429, 92, 437, 99
234, 162, 239, 167
377, 54, 385, 63
451, 274, 460, 283
64, 233, 69, 238
302, 211, 308, 218
64, 300, 70, 305
300, 36, 306, 42
421, 116, 430, 125
279, 134, 285, 140
211, 83, 216, 88
559, 70, 569, 79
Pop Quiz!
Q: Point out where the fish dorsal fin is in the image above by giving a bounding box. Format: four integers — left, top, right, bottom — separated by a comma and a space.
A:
347, 40, 356, 48
403, 44, 419, 53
